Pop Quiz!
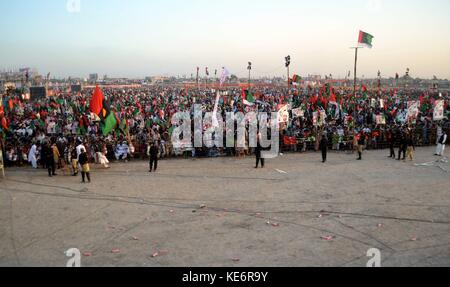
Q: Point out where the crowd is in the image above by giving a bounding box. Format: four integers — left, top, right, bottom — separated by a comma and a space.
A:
0, 83, 449, 175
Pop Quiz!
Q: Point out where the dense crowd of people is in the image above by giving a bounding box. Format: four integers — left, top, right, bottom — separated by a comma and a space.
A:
0, 83, 449, 177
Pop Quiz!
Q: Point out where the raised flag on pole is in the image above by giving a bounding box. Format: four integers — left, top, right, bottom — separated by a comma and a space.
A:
102, 112, 118, 136
90, 85, 105, 115
242, 89, 255, 106
219, 67, 230, 87
358, 31, 374, 48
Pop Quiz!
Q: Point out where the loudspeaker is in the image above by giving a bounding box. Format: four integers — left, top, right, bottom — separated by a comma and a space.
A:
30, 87, 47, 100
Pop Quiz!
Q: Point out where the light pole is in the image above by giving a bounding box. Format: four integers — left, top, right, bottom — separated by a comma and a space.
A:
285, 55, 291, 89
247, 62, 252, 88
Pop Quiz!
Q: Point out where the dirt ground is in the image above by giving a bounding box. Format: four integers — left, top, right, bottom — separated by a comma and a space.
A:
0, 147, 449, 267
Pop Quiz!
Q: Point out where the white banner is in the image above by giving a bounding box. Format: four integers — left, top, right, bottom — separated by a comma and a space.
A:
407, 101, 419, 120
434, 100, 444, 121
278, 105, 290, 123
292, 108, 304, 118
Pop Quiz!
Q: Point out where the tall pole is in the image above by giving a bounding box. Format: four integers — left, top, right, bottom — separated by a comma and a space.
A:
353, 47, 358, 98
287, 66, 290, 90
247, 62, 252, 89
196, 67, 199, 91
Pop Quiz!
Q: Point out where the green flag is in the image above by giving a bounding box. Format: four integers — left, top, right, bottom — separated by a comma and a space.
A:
102, 112, 118, 136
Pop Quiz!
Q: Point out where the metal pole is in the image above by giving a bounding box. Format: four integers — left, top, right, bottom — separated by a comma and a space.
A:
287, 66, 290, 90
353, 47, 358, 98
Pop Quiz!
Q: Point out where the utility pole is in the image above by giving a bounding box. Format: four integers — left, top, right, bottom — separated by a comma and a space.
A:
196, 67, 199, 91
285, 55, 291, 89
351, 47, 359, 98
247, 62, 252, 88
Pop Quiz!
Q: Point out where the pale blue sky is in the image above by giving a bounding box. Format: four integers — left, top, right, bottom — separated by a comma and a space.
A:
1, 0, 449, 79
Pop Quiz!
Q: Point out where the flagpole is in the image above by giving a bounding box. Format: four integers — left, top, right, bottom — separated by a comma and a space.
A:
352, 47, 358, 99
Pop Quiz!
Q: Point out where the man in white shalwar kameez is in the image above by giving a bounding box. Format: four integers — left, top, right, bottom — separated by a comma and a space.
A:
28, 143, 38, 169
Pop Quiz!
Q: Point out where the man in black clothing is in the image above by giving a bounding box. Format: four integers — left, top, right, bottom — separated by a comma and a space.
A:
387, 129, 396, 158
397, 131, 407, 161
319, 132, 328, 163
42, 142, 56, 177
357, 132, 366, 160
255, 132, 265, 169
147, 142, 159, 172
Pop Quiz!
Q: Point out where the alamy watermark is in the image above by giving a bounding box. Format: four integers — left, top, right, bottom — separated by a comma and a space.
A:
171, 105, 280, 158
366, 248, 381, 267
67, 0, 81, 13
65, 248, 81, 267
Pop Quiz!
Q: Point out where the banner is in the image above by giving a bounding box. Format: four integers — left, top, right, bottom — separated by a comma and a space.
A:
319, 110, 326, 126
433, 100, 444, 121
278, 105, 289, 123
376, 114, 386, 125
407, 101, 419, 120
370, 98, 377, 108
292, 107, 304, 118
313, 112, 318, 126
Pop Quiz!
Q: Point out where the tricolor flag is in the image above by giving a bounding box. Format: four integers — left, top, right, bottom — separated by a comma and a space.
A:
242, 89, 255, 106
291, 74, 301, 86
358, 30, 374, 48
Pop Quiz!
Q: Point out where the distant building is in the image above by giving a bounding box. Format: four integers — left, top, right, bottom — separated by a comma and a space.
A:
89, 73, 98, 83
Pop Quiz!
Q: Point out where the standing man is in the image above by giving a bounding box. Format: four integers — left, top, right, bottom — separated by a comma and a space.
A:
28, 142, 39, 169
357, 131, 366, 161
387, 128, 396, 159
435, 131, 447, 156
397, 131, 407, 161
78, 147, 91, 183
147, 141, 159, 173
405, 132, 416, 161
319, 132, 328, 163
255, 132, 265, 169
42, 141, 56, 177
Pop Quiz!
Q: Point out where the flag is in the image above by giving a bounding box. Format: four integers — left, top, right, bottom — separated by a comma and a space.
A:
358, 30, 374, 48
119, 118, 129, 135
242, 89, 255, 106
90, 85, 105, 115
291, 74, 301, 86
102, 112, 118, 136
212, 91, 221, 128
220, 68, 230, 87
1, 117, 8, 131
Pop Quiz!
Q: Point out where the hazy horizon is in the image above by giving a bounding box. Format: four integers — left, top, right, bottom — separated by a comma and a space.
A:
1, 0, 449, 79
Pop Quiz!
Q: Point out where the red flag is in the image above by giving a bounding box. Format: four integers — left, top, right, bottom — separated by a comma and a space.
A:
90, 85, 105, 115
1, 117, 8, 131
8, 99, 14, 110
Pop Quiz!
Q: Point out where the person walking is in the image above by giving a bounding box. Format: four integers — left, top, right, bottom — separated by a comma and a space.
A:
435, 131, 447, 156
147, 141, 159, 172
42, 141, 56, 177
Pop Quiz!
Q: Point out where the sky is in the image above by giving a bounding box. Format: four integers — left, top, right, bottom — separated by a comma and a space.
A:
0, 0, 449, 79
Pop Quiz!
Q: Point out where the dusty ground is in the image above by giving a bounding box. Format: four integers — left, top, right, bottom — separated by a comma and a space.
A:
0, 147, 449, 267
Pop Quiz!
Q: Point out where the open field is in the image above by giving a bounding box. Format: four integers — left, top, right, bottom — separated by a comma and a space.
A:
0, 147, 449, 267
